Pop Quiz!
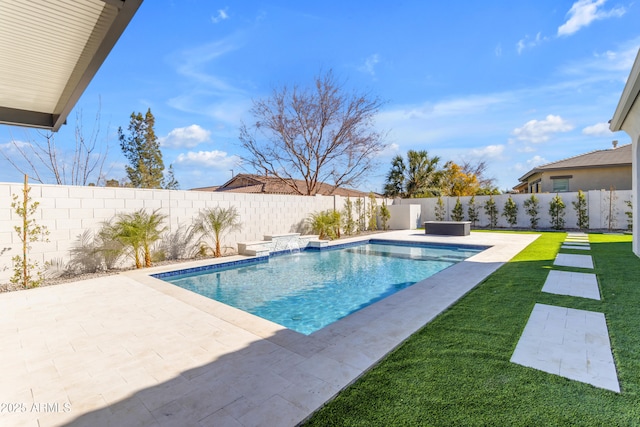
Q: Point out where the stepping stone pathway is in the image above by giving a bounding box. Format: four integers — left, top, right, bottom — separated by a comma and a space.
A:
561, 244, 591, 251
542, 270, 601, 300
511, 304, 620, 392
512, 233, 620, 392
554, 253, 594, 269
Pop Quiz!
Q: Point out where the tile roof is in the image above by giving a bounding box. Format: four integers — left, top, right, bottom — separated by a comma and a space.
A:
192, 174, 373, 197
518, 144, 632, 182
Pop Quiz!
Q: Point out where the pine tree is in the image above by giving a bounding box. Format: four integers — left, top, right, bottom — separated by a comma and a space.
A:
163, 164, 180, 190
435, 196, 446, 221
451, 198, 464, 221
484, 195, 499, 229
119, 109, 166, 189
502, 196, 518, 228
572, 190, 588, 230
467, 195, 479, 227
549, 193, 566, 230
523, 194, 540, 229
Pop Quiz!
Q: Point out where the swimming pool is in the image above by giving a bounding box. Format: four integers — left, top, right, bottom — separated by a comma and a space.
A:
155, 240, 485, 335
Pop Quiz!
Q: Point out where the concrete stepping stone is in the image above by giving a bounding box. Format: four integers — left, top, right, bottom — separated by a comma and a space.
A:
566, 232, 588, 238
542, 270, 600, 300
511, 304, 619, 392
561, 244, 591, 251
554, 253, 594, 269
565, 238, 589, 243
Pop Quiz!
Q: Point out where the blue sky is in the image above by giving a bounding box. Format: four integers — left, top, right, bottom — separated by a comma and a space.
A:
1, 0, 638, 192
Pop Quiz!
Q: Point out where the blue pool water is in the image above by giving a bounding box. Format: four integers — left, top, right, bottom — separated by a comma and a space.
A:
160, 241, 484, 335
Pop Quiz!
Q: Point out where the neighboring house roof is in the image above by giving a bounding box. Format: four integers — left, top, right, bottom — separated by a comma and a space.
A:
517, 144, 632, 182
0, 0, 143, 131
191, 173, 372, 197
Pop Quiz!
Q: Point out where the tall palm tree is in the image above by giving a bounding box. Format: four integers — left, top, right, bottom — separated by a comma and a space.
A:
383, 150, 441, 198
194, 206, 242, 257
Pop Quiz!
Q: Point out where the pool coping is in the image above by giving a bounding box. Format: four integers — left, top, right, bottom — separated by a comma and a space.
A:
124, 230, 540, 423
0, 230, 540, 426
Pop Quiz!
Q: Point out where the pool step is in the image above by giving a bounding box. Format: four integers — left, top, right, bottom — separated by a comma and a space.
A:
238, 233, 322, 256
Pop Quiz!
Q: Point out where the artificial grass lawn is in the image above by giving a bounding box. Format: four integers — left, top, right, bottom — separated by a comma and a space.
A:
304, 232, 640, 426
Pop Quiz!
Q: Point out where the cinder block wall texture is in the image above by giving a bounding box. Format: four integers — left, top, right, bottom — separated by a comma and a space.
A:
0, 182, 356, 283
0, 182, 633, 284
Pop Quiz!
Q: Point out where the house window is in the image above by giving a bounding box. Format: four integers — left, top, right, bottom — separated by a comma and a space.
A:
552, 178, 569, 192
529, 180, 541, 193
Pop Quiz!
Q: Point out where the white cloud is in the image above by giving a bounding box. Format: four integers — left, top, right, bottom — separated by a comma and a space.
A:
527, 155, 548, 167
0, 140, 30, 151
582, 122, 612, 136
359, 54, 380, 77
512, 115, 574, 143
516, 33, 545, 54
517, 145, 536, 153
174, 150, 241, 169
558, 0, 625, 37
211, 8, 229, 24
495, 43, 502, 57
159, 125, 211, 148
376, 143, 400, 158
470, 144, 504, 158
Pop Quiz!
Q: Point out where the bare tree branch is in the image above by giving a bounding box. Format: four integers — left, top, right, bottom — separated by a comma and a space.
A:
0, 101, 110, 186
238, 70, 387, 195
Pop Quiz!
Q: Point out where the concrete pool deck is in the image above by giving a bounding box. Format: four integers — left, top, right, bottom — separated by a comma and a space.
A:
0, 230, 539, 427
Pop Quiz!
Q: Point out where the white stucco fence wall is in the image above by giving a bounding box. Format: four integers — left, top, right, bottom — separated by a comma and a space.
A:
1, 182, 366, 284
394, 190, 632, 230
0, 182, 632, 284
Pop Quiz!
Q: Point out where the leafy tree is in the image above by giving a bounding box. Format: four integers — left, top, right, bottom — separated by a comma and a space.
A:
549, 193, 566, 230
239, 70, 386, 195
194, 206, 242, 257
467, 195, 480, 227
380, 200, 391, 230
440, 161, 479, 196
383, 150, 441, 198
502, 196, 518, 228
523, 194, 540, 229
342, 196, 356, 235
10, 175, 49, 288
460, 160, 499, 194
572, 190, 589, 230
484, 195, 499, 229
451, 198, 464, 221
435, 196, 446, 221
119, 109, 177, 189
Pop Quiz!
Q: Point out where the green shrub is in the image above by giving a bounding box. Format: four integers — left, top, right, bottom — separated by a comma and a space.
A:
502, 196, 518, 228
549, 193, 566, 230
523, 194, 540, 229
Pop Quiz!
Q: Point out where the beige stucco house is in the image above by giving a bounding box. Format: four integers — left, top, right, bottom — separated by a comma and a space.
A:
610, 48, 640, 256
514, 143, 632, 194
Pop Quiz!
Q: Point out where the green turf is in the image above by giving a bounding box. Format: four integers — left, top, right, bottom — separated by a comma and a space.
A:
304, 232, 640, 426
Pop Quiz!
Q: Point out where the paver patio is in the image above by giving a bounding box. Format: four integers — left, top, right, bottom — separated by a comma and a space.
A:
0, 230, 538, 427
